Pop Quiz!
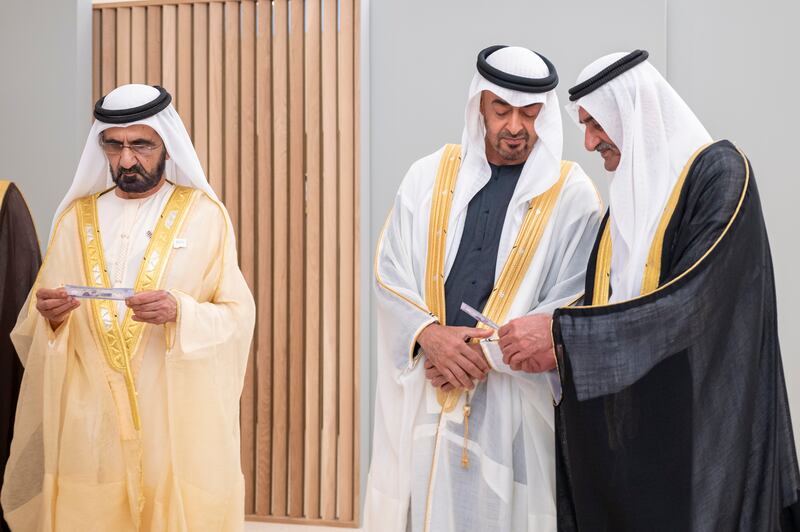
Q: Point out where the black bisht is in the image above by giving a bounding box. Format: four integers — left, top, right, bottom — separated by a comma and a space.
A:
0, 183, 40, 532
552, 141, 800, 531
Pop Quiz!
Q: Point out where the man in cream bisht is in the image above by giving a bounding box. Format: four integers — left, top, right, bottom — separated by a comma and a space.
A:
365, 46, 602, 531
2, 84, 256, 531
512, 51, 800, 530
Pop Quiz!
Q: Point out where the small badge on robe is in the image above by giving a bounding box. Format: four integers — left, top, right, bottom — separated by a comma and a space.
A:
173, 238, 188, 249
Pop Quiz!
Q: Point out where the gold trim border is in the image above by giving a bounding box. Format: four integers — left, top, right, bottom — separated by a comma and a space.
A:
76, 186, 197, 429
424, 144, 462, 325
434, 161, 573, 410
640, 143, 711, 294
584, 144, 749, 308
590, 144, 711, 305
0, 181, 10, 205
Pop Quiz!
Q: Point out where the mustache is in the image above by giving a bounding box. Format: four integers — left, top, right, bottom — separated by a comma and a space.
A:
110, 150, 166, 193
499, 131, 529, 141
595, 142, 616, 153
116, 164, 146, 179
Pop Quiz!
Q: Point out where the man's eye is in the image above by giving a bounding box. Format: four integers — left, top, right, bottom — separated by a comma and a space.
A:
496, 110, 509, 117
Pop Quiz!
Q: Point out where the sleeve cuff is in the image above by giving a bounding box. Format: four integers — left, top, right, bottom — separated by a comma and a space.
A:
479, 340, 501, 371
164, 289, 183, 352
46, 314, 71, 347
408, 317, 438, 370
551, 316, 565, 405
165, 289, 193, 356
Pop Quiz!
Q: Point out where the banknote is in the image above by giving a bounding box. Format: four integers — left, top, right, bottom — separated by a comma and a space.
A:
460, 302, 500, 330
64, 285, 134, 300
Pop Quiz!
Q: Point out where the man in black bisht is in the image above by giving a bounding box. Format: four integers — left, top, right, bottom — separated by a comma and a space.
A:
0, 181, 40, 532
495, 50, 800, 530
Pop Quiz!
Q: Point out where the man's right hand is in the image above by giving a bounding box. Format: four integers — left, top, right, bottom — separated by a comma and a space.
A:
417, 323, 493, 389
36, 288, 80, 330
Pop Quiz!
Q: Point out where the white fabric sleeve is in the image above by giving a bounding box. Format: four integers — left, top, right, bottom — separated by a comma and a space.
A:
374, 189, 438, 373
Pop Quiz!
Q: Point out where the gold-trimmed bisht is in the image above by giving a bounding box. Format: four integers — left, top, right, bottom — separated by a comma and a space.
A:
76, 185, 197, 430
423, 145, 572, 472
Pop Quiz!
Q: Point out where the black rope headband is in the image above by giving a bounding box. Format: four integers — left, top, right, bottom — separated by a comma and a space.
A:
477, 45, 559, 93
94, 85, 172, 124
568, 50, 649, 101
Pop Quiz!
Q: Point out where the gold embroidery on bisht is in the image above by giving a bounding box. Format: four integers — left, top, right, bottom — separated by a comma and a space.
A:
76, 185, 197, 430
423, 149, 572, 412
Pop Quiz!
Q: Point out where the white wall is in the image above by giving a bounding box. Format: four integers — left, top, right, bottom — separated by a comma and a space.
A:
364, 0, 800, 519
665, 0, 800, 441
0, 0, 93, 243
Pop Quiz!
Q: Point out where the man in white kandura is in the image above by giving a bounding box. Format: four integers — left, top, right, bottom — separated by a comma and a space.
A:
365, 46, 602, 531
2, 84, 255, 531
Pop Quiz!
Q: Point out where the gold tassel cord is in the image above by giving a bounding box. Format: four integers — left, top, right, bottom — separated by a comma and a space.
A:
461, 394, 472, 469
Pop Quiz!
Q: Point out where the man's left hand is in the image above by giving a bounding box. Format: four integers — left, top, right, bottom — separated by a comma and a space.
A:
498, 314, 556, 373
424, 357, 461, 392
126, 290, 178, 325
423, 341, 487, 391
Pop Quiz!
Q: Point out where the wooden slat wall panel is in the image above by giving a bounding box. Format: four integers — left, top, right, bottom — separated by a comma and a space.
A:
101, 9, 116, 94
270, 0, 289, 518
192, 3, 208, 173
254, 0, 273, 517
352, 0, 362, 519
116, 7, 131, 85
176, 4, 192, 135
287, 0, 306, 519
223, 1, 239, 232
303, 0, 322, 520
320, 0, 339, 519
131, 7, 146, 82
92, 1, 360, 526
207, 2, 223, 197
145, 6, 161, 85
337, 0, 356, 521
161, 5, 177, 96
239, 0, 257, 515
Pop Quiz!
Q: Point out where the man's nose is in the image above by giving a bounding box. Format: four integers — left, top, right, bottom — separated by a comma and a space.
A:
119, 148, 138, 168
584, 129, 600, 152
507, 111, 524, 135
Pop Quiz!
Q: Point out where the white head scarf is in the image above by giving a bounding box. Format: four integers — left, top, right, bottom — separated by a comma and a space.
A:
566, 53, 712, 302
51, 84, 218, 239
451, 46, 563, 218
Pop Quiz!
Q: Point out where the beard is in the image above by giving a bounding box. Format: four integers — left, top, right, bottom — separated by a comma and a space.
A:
492, 130, 533, 162
111, 149, 167, 193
